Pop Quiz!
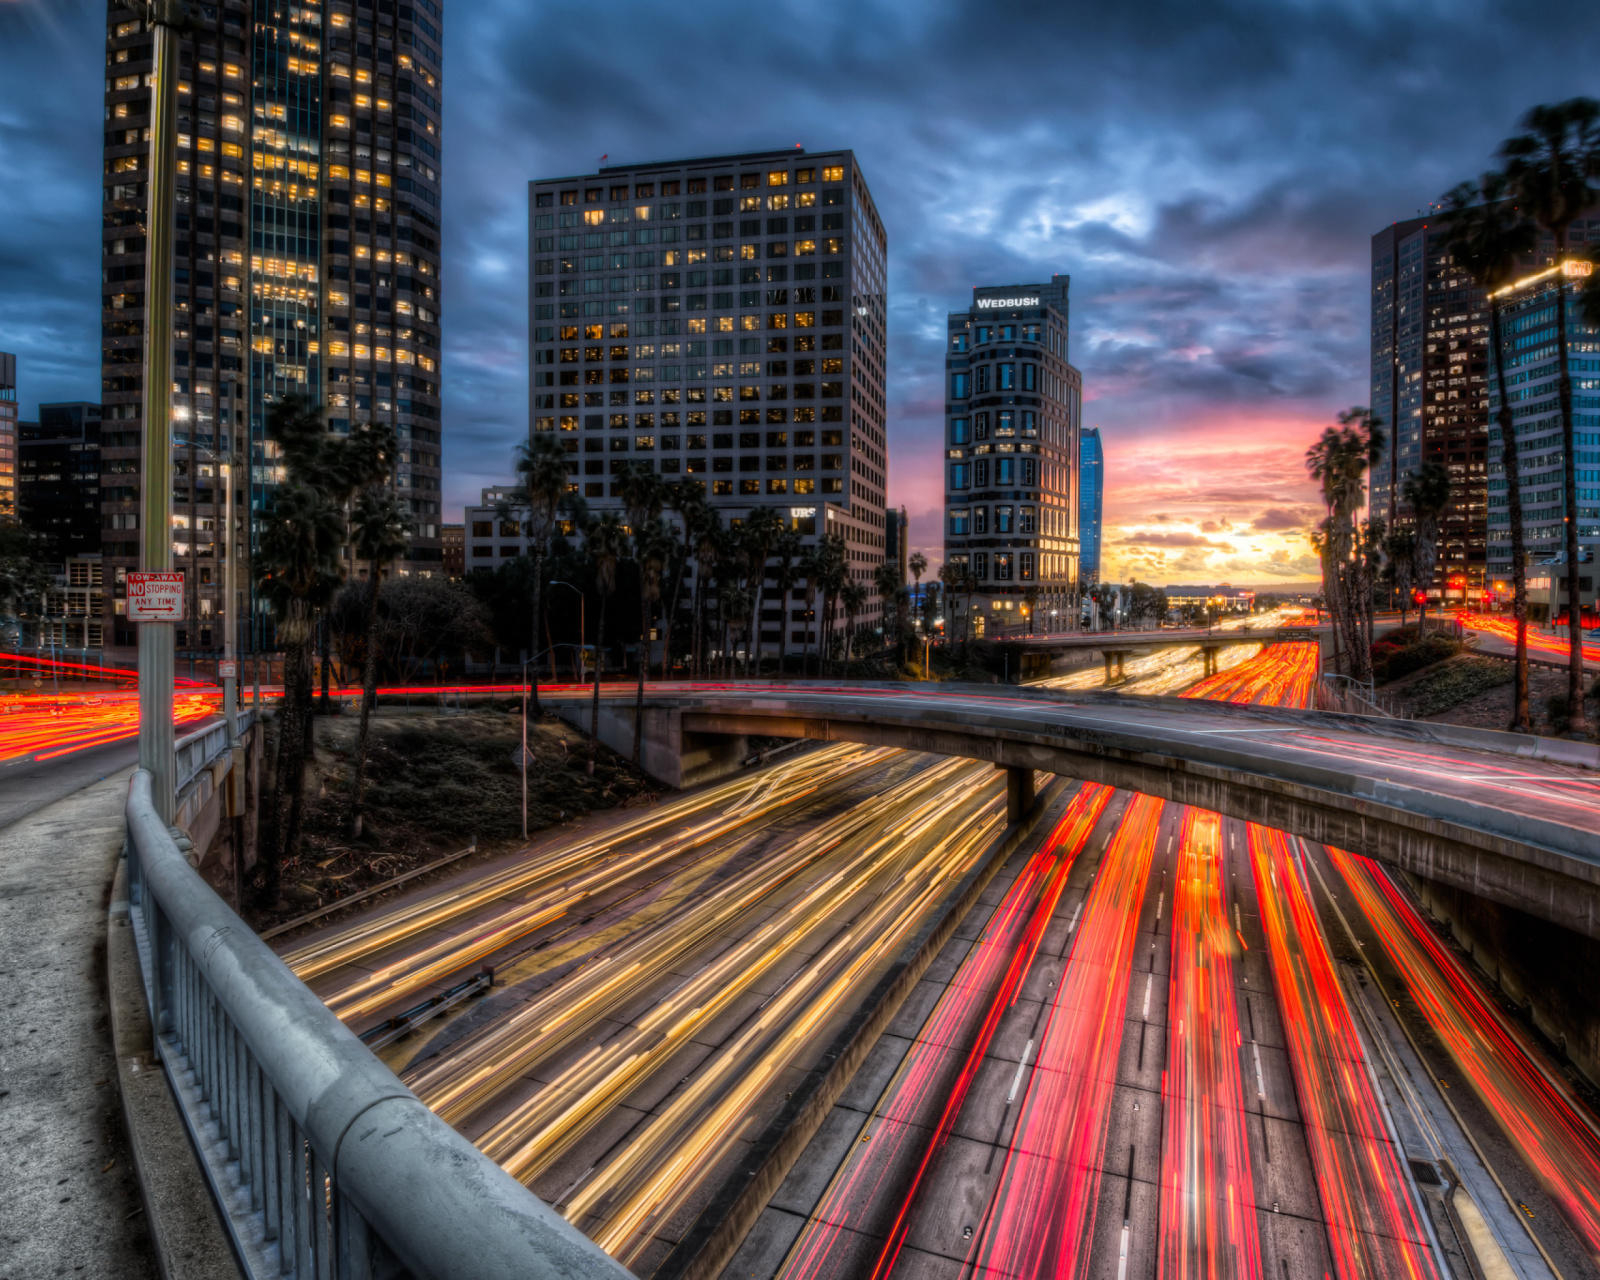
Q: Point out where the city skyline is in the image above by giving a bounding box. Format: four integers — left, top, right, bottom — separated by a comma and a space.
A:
2, 0, 1595, 585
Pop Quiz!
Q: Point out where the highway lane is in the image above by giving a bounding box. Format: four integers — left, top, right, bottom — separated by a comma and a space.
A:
0, 736, 139, 830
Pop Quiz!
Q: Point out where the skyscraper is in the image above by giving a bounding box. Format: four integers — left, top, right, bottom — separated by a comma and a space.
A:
20, 403, 104, 562
942, 279, 1082, 635
0, 353, 15, 521
1078, 425, 1102, 585
1486, 260, 1600, 622
101, 0, 444, 654
1369, 218, 1489, 602
526, 148, 890, 651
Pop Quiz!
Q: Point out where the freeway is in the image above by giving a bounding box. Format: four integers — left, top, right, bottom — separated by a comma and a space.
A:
277, 740, 1043, 1272
747, 641, 1600, 1280
542, 675, 1600, 939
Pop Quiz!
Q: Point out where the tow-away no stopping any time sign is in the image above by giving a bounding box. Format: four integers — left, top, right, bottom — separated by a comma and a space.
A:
126, 571, 185, 622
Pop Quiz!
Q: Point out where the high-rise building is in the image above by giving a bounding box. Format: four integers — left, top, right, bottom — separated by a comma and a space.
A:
0, 352, 16, 520
942, 279, 1081, 634
441, 521, 463, 577
1078, 425, 1102, 585
1486, 261, 1600, 621
526, 148, 890, 652
20, 403, 104, 561
885, 504, 908, 583
1369, 217, 1490, 602
100, 0, 444, 654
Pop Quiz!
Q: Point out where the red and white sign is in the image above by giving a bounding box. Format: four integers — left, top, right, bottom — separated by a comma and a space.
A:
127, 571, 185, 622
218, 660, 238, 679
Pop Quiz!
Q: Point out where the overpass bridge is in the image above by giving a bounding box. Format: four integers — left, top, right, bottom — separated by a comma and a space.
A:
548, 680, 1600, 940
991, 624, 1325, 679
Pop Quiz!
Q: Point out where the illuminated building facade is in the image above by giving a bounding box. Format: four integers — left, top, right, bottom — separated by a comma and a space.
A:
942, 279, 1082, 634
1079, 425, 1102, 585
1486, 262, 1600, 621
0, 353, 16, 520
100, 0, 444, 655
1369, 217, 1489, 600
526, 148, 890, 651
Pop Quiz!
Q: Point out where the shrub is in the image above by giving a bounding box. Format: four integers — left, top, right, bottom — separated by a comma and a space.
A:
1373, 632, 1462, 682
1401, 657, 1513, 717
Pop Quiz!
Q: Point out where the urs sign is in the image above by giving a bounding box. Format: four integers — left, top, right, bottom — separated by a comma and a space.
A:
127, 571, 185, 622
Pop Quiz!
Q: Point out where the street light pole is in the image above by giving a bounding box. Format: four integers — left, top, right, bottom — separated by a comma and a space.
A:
549, 581, 585, 683
138, 0, 186, 823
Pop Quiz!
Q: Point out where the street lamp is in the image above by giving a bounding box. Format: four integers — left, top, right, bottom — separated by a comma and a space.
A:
548, 580, 585, 682
136, 0, 186, 822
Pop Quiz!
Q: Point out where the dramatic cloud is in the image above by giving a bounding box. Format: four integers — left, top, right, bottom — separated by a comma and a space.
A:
0, 0, 1587, 584
1252, 507, 1315, 533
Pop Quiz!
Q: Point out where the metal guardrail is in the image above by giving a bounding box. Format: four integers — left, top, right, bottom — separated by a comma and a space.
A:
175, 709, 256, 794
123, 768, 630, 1280
1317, 673, 1403, 718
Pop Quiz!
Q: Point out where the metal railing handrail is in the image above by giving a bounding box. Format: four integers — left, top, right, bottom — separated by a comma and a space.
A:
124, 768, 629, 1279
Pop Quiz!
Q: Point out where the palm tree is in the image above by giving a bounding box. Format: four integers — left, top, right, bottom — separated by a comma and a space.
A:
659, 481, 705, 679
719, 584, 753, 679
584, 513, 626, 776
253, 482, 344, 900
815, 534, 848, 675
1439, 173, 1538, 731
630, 519, 674, 764
1382, 527, 1418, 629
510, 432, 575, 716
841, 580, 867, 667
738, 507, 784, 676
800, 547, 821, 676
938, 563, 964, 650
1402, 462, 1452, 636
873, 562, 901, 653
1501, 98, 1600, 733
770, 527, 803, 677
346, 489, 409, 838
691, 506, 722, 678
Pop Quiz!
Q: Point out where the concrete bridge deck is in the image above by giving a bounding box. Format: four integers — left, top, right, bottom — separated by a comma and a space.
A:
547, 680, 1600, 939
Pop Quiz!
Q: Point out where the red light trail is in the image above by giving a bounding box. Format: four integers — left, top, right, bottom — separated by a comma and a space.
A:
1460, 612, 1600, 664
1327, 845, 1600, 1265
1182, 642, 1319, 707
777, 783, 1114, 1280
0, 690, 218, 762
1159, 807, 1263, 1280
1249, 827, 1441, 1280
965, 792, 1164, 1279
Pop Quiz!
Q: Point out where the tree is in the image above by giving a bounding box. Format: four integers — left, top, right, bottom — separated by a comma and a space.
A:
690, 504, 722, 678
506, 432, 574, 716
584, 513, 626, 775
614, 462, 667, 756
660, 481, 707, 679
1440, 173, 1537, 730
630, 519, 674, 764
770, 527, 804, 676
253, 482, 344, 900
841, 580, 867, 663
346, 489, 409, 838
1402, 463, 1452, 636
874, 562, 902, 652
0, 523, 52, 624
908, 551, 928, 594
1305, 416, 1380, 683
738, 507, 784, 676
1381, 528, 1417, 629
814, 534, 848, 674
1501, 98, 1600, 733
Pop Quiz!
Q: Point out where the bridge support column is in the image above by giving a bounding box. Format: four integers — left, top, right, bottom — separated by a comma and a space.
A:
1116, 653, 1126, 680
1103, 652, 1113, 683
1004, 765, 1034, 825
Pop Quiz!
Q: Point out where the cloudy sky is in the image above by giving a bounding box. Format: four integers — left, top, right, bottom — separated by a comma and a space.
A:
0, 0, 1591, 585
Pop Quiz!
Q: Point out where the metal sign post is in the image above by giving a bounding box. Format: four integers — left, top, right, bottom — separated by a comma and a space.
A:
138, 0, 186, 823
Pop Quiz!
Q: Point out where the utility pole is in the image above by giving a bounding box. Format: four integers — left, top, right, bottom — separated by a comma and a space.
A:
138, 0, 187, 823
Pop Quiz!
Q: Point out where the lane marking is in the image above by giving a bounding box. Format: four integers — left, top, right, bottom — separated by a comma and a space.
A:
1007, 1039, 1034, 1104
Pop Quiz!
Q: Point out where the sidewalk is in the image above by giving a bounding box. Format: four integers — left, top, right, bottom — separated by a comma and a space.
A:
0, 770, 157, 1279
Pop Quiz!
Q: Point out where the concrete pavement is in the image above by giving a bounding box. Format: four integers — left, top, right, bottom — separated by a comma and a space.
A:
0, 769, 157, 1279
